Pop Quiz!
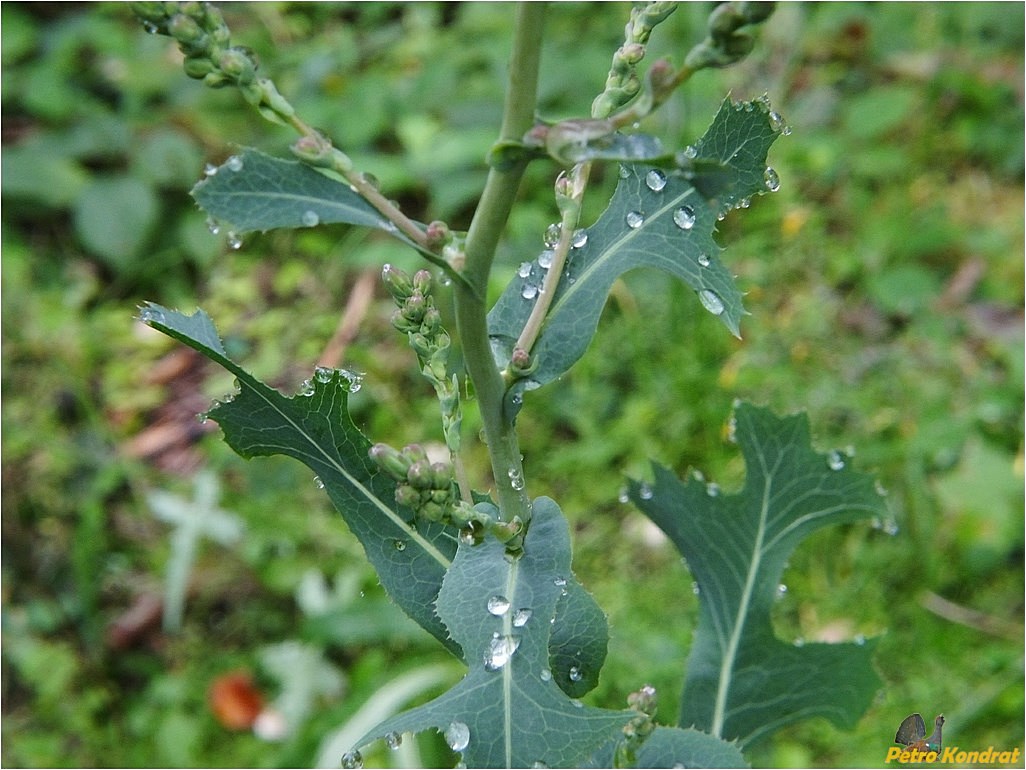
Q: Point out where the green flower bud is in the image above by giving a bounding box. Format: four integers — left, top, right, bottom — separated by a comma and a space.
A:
403, 293, 427, 324
382, 263, 414, 302
390, 309, 418, 334
430, 461, 453, 483
412, 269, 432, 295
203, 70, 232, 88
709, 2, 744, 38
420, 501, 446, 522
218, 46, 256, 81
430, 488, 452, 505
620, 42, 646, 65
407, 460, 435, 490
183, 54, 215, 79
291, 132, 333, 166
260, 79, 295, 119
395, 484, 420, 509
410, 332, 433, 359
425, 220, 450, 250
400, 444, 429, 465
421, 307, 442, 334
740, 1, 775, 24
369, 443, 411, 480
627, 684, 658, 717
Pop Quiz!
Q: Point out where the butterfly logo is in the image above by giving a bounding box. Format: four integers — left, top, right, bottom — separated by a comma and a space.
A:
894, 713, 945, 753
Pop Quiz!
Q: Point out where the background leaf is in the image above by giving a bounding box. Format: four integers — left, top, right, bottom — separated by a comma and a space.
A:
488, 97, 782, 394
629, 402, 885, 747
585, 726, 749, 769
354, 498, 632, 769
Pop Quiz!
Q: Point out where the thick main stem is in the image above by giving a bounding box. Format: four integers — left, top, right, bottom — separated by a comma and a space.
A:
454, 2, 545, 525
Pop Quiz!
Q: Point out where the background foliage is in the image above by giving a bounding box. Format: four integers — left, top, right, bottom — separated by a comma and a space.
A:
2, 2, 1022, 767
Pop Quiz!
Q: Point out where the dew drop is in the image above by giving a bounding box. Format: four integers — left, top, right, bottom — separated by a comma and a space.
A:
691, 581, 701, 595
393, 539, 407, 552
314, 366, 334, 383
458, 526, 477, 546
645, 169, 667, 192
571, 229, 588, 248
553, 576, 567, 588
340, 750, 363, 769
827, 450, 845, 471
360, 172, 379, 190
854, 633, 866, 646
507, 468, 525, 491
512, 608, 532, 627
302, 209, 320, 227
794, 637, 805, 647
571, 699, 583, 708
697, 253, 711, 267
884, 519, 899, 536
143, 20, 159, 34
138, 306, 165, 325
682, 144, 698, 160
618, 164, 631, 179
521, 284, 538, 300
739, 196, 751, 209
226, 155, 243, 172
445, 721, 470, 752
638, 482, 653, 500
484, 635, 520, 670
568, 666, 583, 682
698, 289, 725, 316
227, 231, 243, 250
487, 595, 511, 616
625, 210, 645, 229
532, 762, 549, 768
538, 250, 554, 270
205, 216, 221, 235
768, 111, 786, 133
517, 261, 532, 278
764, 167, 780, 193
705, 482, 720, 497
342, 370, 363, 393
314, 476, 325, 489
203, 163, 218, 177
617, 486, 630, 504
540, 668, 552, 682
543, 223, 561, 248
777, 584, 788, 599
384, 732, 403, 750
673, 205, 696, 230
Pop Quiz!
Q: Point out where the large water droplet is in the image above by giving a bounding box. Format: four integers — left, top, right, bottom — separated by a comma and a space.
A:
445, 721, 470, 752
521, 284, 538, 300
538, 250, 554, 270
313, 476, 325, 489
698, 289, 725, 316
571, 229, 588, 248
517, 261, 532, 278
512, 608, 532, 627
302, 209, 320, 227
645, 169, 667, 192
768, 111, 786, 133
393, 539, 406, 552
340, 750, 364, 769
487, 595, 511, 616
138, 306, 166, 325
682, 145, 698, 160
226, 155, 243, 172
625, 210, 645, 229
484, 635, 520, 670
568, 666, 583, 682
385, 732, 403, 750
827, 450, 845, 471
341, 369, 363, 393
314, 366, 333, 383
673, 206, 696, 230
764, 167, 780, 193
697, 253, 711, 267
543, 223, 561, 248
540, 668, 552, 682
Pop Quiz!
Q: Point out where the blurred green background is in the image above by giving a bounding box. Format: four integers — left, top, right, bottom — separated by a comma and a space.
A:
2, 2, 1022, 767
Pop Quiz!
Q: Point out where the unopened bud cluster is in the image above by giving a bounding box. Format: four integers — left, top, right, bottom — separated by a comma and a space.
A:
592, 1, 677, 119
132, 2, 294, 123
615, 684, 659, 768
369, 443, 470, 525
685, 1, 775, 70
382, 264, 463, 455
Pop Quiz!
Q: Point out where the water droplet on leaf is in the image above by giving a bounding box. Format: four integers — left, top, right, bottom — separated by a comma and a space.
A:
521, 284, 538, 300
571, 229, 588, 248
645, 169, 667, 191
618, 164, 631, 179
385, 732, 402, 750
777, 584, 788, 599
314, 366, 333, 383
517, 262, 532, 278
314, 476, 324, 489
705, 482, 720, 497
638, 482, 653, 500
827, 450, 845, 471
341, 750, 363, 769
203, 163, 218, 177
768, 111, 786, 133
764, 167, 780, 193
691, 582, 701, 595
538, 250, 554, 270
540, 669, 552, 682
673, 206, 696, 230
698, 289, 725, 316
445, 721, 470, 752
226, 155, 243, 172
393, 539, 406, 552
568, 666, 583, 682
205, 216, 221, 235
553, 576, 567, 587
683, 144, 698, 160
302, 210, 320, 227
227, 232, 243, 250
512, 608, 532, 627
618, 486, 630, 504
360, 172, 379, 190
484, 635, 520, 670
625, 210, 645, 229
487, 595, 511, 616
854, 634, 866, 646
697, 253, 711, 267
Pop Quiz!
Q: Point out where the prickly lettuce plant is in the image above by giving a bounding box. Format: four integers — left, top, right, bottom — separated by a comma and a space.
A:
132, 3, 886, 767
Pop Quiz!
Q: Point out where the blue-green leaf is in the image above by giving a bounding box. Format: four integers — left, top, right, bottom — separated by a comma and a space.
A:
354, 498, 632, 768
629, 402, 884, 747
585, 726, 749, 768
488, 97, 782, 393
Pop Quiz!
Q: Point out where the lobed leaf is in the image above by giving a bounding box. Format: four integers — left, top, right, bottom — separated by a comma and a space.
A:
488, 97, 782, 397
140, 304, 611, 694
629, 402, 885, 747
584, 726, 749, 769
354, 498, 633, 769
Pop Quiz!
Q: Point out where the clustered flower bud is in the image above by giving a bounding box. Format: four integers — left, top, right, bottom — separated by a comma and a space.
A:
615, 684, 659, 767
685, 1, 775, 71
369, 443, 483, 528
131, 2, 297, 124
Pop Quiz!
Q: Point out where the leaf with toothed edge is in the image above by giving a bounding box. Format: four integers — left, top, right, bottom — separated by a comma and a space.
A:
138, 303, 611, 696
583, 725, 749, 768
628, 402, 885, 747
488, 96, 783, 409
353, 498, 633, 769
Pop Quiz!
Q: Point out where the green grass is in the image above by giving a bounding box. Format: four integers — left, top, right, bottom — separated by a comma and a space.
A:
2, 3, 1022, 767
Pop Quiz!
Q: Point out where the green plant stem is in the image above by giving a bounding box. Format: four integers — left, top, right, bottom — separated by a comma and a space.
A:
455, 2, 545, 526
